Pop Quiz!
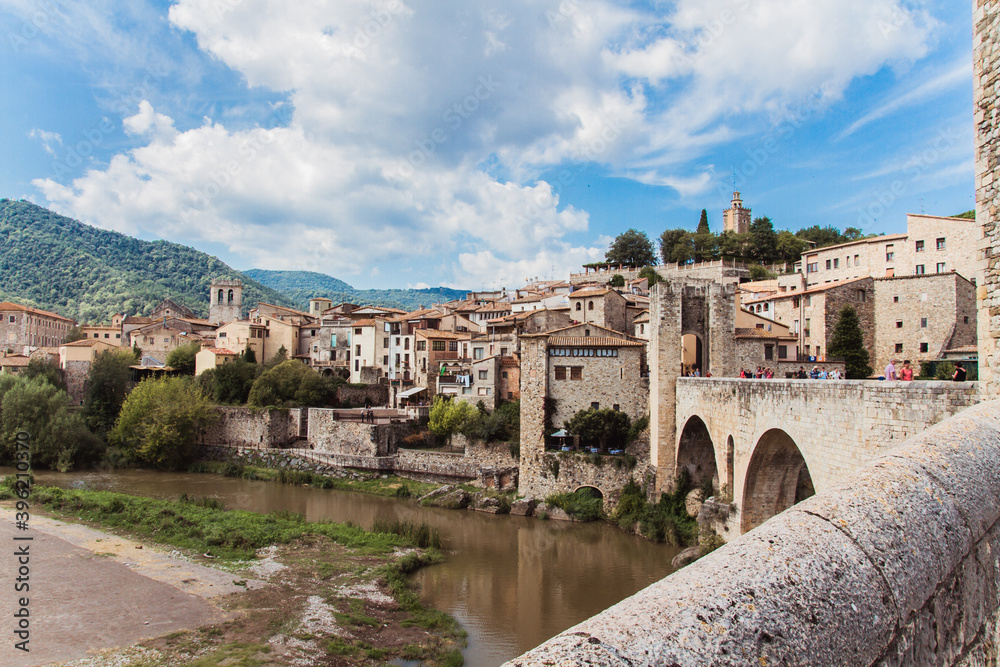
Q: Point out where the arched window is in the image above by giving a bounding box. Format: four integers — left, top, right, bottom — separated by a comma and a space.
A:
217, 289, 224, 304
228, 289, 234, 304
575, 302, 582, 311
588, 301, 594, 310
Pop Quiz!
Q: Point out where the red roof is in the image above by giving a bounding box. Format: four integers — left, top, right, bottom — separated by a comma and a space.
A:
0, 301, 74, 322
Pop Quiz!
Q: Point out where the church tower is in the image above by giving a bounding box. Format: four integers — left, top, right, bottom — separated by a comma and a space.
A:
209, 278, 243, 325
722, 192, 752, 234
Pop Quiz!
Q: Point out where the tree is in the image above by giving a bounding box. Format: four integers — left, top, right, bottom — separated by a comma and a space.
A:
606, 229, 656, 268
565, 407, 631, 452
211, 357, 260, 404
428, 396, 477, 448
64, 326, 86, 343
247, 359, 334, 408
23, 357, 66, 391
166, 341, 201, 375
669, 232, 697, 264
749, 217, 778, 263
696, 209, 710, 235
84, 348, 139, 439
110, 377, 217, 470
693, 229, 718, 262
0, 375, 103, 471
827, 306, 873, 379
638, 266, 663, 287
718, 230, 751, 258
776, 230, 809, 262
263, 345, 289, 370
659, 228, 687, 264
241, 345, 257, 364
608, 274, 625, 288
748, 264, 775, 281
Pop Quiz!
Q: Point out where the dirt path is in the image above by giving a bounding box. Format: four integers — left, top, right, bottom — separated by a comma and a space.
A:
0, 507, 264, 666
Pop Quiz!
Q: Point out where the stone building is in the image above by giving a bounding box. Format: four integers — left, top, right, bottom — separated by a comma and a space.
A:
794, 214, 981, 287
568, 287, 628, 333
520, 323, 647, 429
746, 277, 875, 365
722, 191, 751, 234
59, 339, 117, 405
975, 0, 1000, 397
0, 301, 76, 354
80, 313, 124, 346
195, 347, 238, 376
127, 317, 214, 362
500, 355, 520, 401
209, 278, 243, 325
873, 272, 977, 374
214, 320, 266, 361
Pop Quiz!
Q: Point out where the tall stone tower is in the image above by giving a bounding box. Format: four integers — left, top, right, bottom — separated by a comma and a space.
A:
209, 278, 243, 325
722, 192, 752, 234
976, 0, 1000, 399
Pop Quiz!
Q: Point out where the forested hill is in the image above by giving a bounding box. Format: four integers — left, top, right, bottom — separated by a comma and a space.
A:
0, 199, 294, 323
243, 269, 468, 312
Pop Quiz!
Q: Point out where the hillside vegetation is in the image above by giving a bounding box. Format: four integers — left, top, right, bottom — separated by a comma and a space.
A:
0, 199, 294, 323
244, 269, 467, 312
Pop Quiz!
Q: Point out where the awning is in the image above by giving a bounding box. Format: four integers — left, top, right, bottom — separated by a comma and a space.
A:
397, 386, 427, 399
551, 429, 569, 437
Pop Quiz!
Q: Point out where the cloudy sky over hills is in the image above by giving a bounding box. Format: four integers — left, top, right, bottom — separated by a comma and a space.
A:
0, 0, 974, 289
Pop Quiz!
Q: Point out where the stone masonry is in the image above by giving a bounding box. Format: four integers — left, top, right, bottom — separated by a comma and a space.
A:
976, 0, 1000, 398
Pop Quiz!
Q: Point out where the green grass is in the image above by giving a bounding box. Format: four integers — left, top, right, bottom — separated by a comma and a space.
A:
372, 518, 442, 549
0, 485, 414, 560
545, 487, 604, 522
185, 642, 271, 667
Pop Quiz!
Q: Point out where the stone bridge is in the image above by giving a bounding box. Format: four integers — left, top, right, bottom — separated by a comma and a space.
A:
670, 378, 979, 537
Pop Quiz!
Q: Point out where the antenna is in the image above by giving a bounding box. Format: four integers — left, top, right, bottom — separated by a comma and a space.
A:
732, 164, 737, 193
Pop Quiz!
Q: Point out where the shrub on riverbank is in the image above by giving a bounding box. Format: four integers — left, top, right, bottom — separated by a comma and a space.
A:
611, 475, 698, 546
545, 486, 604, 522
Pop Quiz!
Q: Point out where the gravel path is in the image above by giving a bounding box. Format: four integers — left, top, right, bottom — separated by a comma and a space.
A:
0, 507, 264, 666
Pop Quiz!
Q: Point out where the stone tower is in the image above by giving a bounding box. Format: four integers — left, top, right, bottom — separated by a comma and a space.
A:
975, 0, 1000, 399
722, 192, 752, 234
209, 278, 243, 325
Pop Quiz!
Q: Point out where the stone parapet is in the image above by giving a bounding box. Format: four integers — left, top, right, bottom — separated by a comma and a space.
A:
505, 400, 1000, 666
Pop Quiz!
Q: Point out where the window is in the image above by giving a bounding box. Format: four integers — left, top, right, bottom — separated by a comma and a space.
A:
404, 353, 409, 364
920, 342, 929, 353
384, 355, 389, 365
893, 295, 900, 303
965, 316, 970, 324
612, 404, 620, 412
575, 302, 582, 311
555, 366, 567, 380
311, 330, 316, 336
355, 359, 359, 371
764, 345, 774, 360
463, 387, 472, 395
857, 289, 866, 302
383, 338, 389, 348
404, 338, 410, 350
807, 262, 818, 273
793, 319, 799, 334
355, 344, 361, 355
833, 258, 839, 269
449, 341, 458, 351
502, 371, 508, 378
93, 333, 99, 338
584, 329, 591, 337
7, 316, 13, 323
417, 340, 426, 351
896, 321, 903, 329
915, 240, 925, 252
792, 297, 800, 308
805, 296, 812, 307
473, 347, 484, 360
590, 401, 600, 410
104, 333, 109, 338
854, 254, 860, 264
895, 343, 904, 353
936, 237, 946, 250
571, 366, 583, 380
478, 370, 489, 380
778, 345, 788, 359
432, 341, 445, 351
588, 301, 594, 310
354, 328, 362, 335
886, 251, 894, 262
915, 264, 925, 275
763, 303, 769, 311
825, 259, 831, 270
804, 318, 811, 337
936, 262, 946, 273
921, 318, 928, 328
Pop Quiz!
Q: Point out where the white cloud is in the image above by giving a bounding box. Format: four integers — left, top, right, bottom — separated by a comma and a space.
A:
28, 129, 62, 156
33, 0, 940, 286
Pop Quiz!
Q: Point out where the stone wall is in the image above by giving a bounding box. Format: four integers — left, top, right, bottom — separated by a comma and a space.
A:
336, 384, 389, 408
395, 449, 481, 480
976, 0, 1000, 398
62, 359, 89, 406
198, 407, 301, 449
505, 400, 1000, 666
307, 408, 414, 456
821, 277, 875, 363
546, 346, 647, 427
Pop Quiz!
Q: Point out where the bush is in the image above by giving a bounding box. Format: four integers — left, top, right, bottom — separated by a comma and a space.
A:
546, 487, 604, 522
248, 360, 335, 408
565, 407, 631, 451
610, 477, 699, 546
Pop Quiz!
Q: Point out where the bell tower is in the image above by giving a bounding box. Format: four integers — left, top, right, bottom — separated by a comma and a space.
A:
209, 278, 243, 325
722, 192, 752, 234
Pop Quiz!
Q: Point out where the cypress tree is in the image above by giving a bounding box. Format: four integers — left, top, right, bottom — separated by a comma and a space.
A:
827, 305, 873, 379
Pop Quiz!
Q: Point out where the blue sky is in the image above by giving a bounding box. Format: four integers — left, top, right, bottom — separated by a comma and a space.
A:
0, 0, 975, 290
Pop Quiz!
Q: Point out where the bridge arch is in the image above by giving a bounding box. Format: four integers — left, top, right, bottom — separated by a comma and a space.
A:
676, 416, 718, 495
741, 428, 815, 533
572, 485, 604, 499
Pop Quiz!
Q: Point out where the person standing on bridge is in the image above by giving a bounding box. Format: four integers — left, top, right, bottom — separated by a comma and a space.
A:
884, 358, 897, 381
900, 360, 914, 381
952, 362, 967, 382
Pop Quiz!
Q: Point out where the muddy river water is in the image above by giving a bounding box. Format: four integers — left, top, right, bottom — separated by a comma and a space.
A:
20, 468, 680, 666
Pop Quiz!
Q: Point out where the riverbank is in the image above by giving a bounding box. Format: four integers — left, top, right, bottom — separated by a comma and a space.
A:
0, 485, 465, 666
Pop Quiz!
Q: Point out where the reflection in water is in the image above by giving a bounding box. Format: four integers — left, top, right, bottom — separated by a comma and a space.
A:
21, 468, 680, 667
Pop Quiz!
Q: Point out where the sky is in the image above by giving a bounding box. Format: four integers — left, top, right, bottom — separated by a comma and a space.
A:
0, 0, 976, 291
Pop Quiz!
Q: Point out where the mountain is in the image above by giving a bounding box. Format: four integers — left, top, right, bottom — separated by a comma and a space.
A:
0, 199, 295, 323
243, 269, 468, 312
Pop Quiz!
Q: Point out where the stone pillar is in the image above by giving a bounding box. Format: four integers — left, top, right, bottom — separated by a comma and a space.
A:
976, 0, 1000, 398
517, 335, 549, 497
708, 283, 737, 377
649, 281, 682, 494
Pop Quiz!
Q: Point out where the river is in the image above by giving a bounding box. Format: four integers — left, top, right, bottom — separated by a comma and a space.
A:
18, 468, 680, 666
